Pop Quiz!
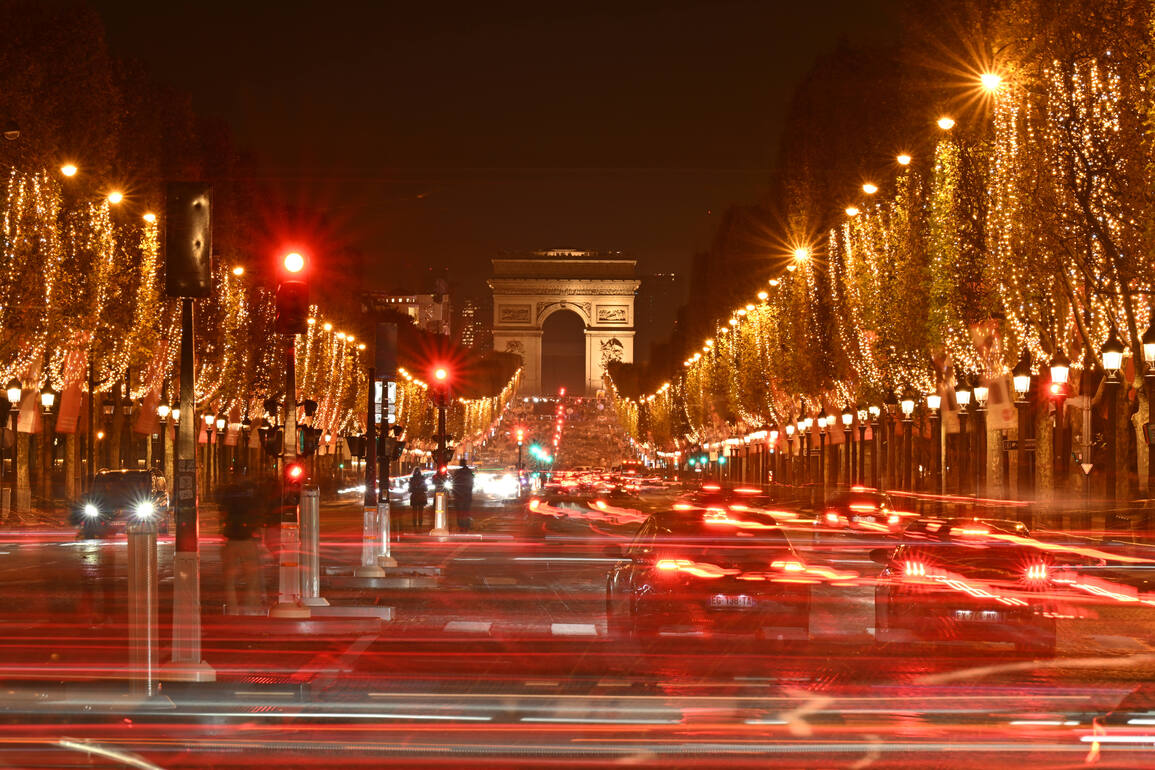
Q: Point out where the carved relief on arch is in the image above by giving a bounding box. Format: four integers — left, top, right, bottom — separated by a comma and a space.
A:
536, 300, 591, 325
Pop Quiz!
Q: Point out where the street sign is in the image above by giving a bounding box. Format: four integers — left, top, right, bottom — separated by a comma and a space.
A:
387, 380, 396, 425
1080, 462, 1094, 475
1002, 439, 1018, 451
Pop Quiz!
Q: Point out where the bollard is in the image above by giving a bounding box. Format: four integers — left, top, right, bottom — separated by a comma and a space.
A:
127, 516, 158, 696
377, 500, 397, 568
298, 487, 328, 606
430, 490, 449, 536
269, 499, 311, 618
355, 503, 387, 577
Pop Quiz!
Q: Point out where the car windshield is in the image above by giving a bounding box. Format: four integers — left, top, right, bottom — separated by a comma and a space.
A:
89, 473, 150, 503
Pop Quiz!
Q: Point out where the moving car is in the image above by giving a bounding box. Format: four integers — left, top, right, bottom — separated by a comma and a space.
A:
813, 488, 908, 542
606, 508, 811, 640
872, 517, 1057, 655
72, 469, 171, 538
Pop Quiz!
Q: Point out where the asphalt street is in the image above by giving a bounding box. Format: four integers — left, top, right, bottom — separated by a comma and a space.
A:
2, 497, 1155, 767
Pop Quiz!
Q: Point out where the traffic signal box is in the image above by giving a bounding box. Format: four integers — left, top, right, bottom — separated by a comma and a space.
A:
276, 281, 308, 335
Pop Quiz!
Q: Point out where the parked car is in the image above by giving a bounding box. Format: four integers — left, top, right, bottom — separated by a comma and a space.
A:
872, 517, 1058, 655
606, 508, 811, 640
71, 469, 171, 538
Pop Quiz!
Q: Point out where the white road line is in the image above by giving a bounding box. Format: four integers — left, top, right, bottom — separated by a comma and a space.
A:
551, 622, 598, 636
444, 621, 493, 634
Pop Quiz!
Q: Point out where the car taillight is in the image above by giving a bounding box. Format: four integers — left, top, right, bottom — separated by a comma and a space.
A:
528, 498, 540, 512
656, 559, 680, 572
771, 559, 806, 573
1025, 563, 1048, 581
904, 560, 927, 577
887, 514, 900, 526
824, 511, 841, 525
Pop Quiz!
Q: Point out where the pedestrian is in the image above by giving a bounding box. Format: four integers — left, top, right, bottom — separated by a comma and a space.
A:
219, 473, 263, 614
409, 467, 428, 529
452, 462, 475, 531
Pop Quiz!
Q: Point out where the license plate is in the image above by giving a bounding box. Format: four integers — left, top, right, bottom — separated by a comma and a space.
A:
709, 594, 755, 609
954, 609, 1003, 622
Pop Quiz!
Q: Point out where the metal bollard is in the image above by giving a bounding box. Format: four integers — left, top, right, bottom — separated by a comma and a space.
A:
269, 499, 311, 618
355, 503, 387, 577
127, 516, 158, 696
430, 490, 449, 536
299, 487, 328, 606
377, 500, 397, 568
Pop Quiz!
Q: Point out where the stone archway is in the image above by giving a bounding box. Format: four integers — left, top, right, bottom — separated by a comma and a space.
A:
489, 251, 639, 395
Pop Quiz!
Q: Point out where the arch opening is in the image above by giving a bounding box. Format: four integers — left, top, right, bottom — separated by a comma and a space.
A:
540, 309, 585, 395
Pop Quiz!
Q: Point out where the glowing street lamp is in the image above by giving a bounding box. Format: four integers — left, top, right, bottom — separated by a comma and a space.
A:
980, 72, 1003, 92
1049, 347, 1070, 387
142, 212, 156, 223
845, 206, 860, 217
937, 116, 956, 130
5, 379, 20, 405
107, 191, 124, 204
862, 183, 878, 195
1101, 329, 1125, 378
1012, 349, 1032, 401
60, 164, 78, 177
896, 153, 912, 166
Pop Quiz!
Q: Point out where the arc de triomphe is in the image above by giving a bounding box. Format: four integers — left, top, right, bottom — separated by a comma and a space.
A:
488, 251, 639, 395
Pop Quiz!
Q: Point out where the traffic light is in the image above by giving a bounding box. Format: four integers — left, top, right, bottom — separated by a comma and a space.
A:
284, 460, 304, 494
297, 426, 322, 457
258, 425, 283, 456
275, 252, 308, 335
515, 427, 525, 445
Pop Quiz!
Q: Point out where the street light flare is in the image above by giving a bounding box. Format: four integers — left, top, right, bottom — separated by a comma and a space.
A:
937, 116, 956, 130
757, 290, 768, 300
896, 153, 912, 166
142, 212, 156, 223
980, 72, 1003, 92
107, 191, 124, 204
845, 206, 859, 216
793, 246, 811, 260
434, 366, 449, 382
862, 183, 878, 195
231, 266, 244, 276
60, 163, 78, 177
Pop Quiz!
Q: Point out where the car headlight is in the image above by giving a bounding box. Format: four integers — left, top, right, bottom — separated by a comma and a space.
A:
134, 500, 155, 518
83, 503, 100, 518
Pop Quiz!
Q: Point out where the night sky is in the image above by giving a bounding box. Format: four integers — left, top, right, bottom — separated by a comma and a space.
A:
92, 0, 900, 297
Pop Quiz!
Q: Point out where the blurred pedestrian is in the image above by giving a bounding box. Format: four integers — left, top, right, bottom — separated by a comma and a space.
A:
409, 467, 428, 528
219, 473, 262, 613
452, 462, 475, 531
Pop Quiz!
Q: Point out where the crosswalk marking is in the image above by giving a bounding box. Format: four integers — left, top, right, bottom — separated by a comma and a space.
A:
551, 622, 598, 636
443, 621, 493, 634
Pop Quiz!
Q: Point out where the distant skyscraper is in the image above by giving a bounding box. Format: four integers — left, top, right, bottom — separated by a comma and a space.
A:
636, 272, 685, 362
456, 295, 492, 352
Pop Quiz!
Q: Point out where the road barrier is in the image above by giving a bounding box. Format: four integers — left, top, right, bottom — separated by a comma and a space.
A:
127, 517, 158, 695
299, 487, 328, 606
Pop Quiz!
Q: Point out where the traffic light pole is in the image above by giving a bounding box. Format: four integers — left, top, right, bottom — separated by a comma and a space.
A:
430, 390, 449, 537
163, 297, 214, 681
270, 332, 309, 618
357, 367, 387, 577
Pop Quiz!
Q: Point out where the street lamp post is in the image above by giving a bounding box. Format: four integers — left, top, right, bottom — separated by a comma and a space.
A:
867, 405, 880, 489
1, 380, 18, 517
974, 377, 989, 498
1142, 312, 1155, 534
900, 388, 916, 491
955, 374, 973, 495
785, 423, 796, 486
927, 392, 942, 495
1012, 349, 1033, 504
817, 412, 828, 507
215, 414, 227, 479
1049, 348, 1071, 497
1101, 329, 1126, 505
856, 408, 868, 485
202, 413, 214, 495
842, 405, 853, 487
40, 383, 57, 511
156, 399, 170, 477
883, 392, 898, 490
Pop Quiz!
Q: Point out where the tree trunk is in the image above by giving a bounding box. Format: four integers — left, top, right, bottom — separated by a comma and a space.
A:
64, 433, 79, 503
15, 432, 31, 512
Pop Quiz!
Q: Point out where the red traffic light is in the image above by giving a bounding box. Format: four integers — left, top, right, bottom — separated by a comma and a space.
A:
286, 463, 304, 481
283, 252, 305, 273
433, 366, 449, 382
